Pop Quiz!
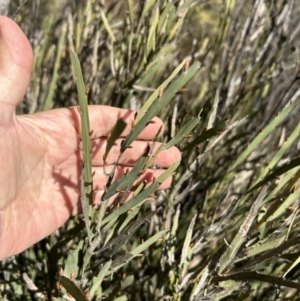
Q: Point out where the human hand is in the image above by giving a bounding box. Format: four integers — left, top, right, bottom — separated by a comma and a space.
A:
0, 17, 181, 260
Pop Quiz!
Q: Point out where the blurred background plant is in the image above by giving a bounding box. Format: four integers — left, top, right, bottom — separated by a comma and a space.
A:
2, 0, 300, 300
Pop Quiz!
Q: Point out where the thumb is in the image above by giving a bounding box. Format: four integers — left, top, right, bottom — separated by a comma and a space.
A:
0, 16, 33, 125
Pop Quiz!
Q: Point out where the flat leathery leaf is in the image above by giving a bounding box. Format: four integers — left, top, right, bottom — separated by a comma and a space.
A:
141, 0, 156, 17
252, 121, 300, 188
168, 204, 180, 265
99, 211, 156, 255
215, 272, 300, 290
157, 3, 173, 34
260, 168, 297, 205
135, 61, 186, 123
100, 282, 121, 299
70, 52, 93, 197
64, 240, 84, 278
121, 61, 200, 151
168, 8, 188, 41
218, 186, 269, 275
110, 253, 133, 271
145, 143, 166, 169
253, 194, 293, 232
97, 197, 110, 232
99, 230, 133, 255
180, 214, 197, 271
126, 0, 134, 27
102, 152, 149, 200
109, 229, 169, 273
117, 206, 140, 234
100, 9, 116, 42
233, 235, 300, 274
267, 186, 300, 222
59, 276, 87, 301
115, 297, 127, 301
80, 175, 92, 242
182, 120, 226, 152
103, 201, 147, 233
121, 275, 134, 290
103, 218, 118, 244
118, 210, 156, 237
283, 254, 300, 278
102, 160, 179, 225
231, 97, 300, 171
190, 265, 210, 299
133, 180, 147, 196
102, 182, 160, 226
70, 52, 93, 233
166, 116, 200, 149
131, 229, 169, 255
146, 7, 159, 56
104, 118, 127, 162
239, 237, 284, 261
206, 88, 220, 130
89, 260, 112, 299
247, 156, 300, 193
156, 161, 180, 183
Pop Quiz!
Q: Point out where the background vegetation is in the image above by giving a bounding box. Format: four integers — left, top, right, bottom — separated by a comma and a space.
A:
1, 0, 300, 300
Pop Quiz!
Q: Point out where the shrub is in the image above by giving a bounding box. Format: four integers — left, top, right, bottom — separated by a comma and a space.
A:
2, 0, 300, 300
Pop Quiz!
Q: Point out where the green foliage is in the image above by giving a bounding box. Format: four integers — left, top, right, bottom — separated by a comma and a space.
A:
2, 0, 300, 300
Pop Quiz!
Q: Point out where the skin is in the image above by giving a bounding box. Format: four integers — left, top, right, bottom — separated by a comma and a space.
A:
0, 16, 181, 260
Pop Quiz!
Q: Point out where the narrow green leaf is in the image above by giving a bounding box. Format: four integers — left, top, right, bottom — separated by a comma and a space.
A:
117, 206, 140, 234
100, 9, 116, 42
89, 261, 112, 299
64, 241, 84, 278
110, 229, 169, 271
146, 7, 159, 55
214, 271, 300, 290
241, 237, 284, 260
252, 121, 300, 187
218, 186, 269, 274
283, 254, 300, 278
59, 276, 87, 301
248, 156, 300, 193
231, 98, 300, 171
135, 60, 187, 123
99, 211, 156, 255
166, 116, 200, 149
180, 214, 197, 270
168, 8, 188, 40
102, 182, 160, 225
131, 229, 169, 255
102, 150, 150, 200
207, 89, 220, 129
231, 235, 300, 275
156, 161, 180, 183
70, 52, 93, 240
102, 161, 179, 226
157, 3, 173, 35
167, 204, 180, 265
121, 61, 200, 151
190, 265, 210, 299
182, 120, 226, 152
142, 0, 156, 16
126, 0, 134, 27
43, 23, 67, 110
104, 118, 127, 161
